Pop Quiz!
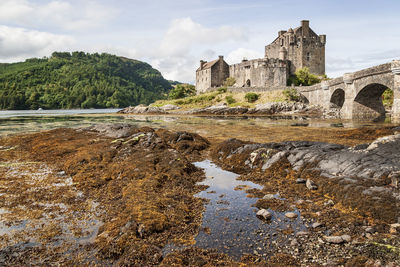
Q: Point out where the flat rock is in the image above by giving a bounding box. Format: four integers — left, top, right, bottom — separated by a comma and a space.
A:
324, 235, 351, 244
312, 222, 323, 228
263, 194, 276, 200
285, 212, 298, 219
256, 209, 272, 220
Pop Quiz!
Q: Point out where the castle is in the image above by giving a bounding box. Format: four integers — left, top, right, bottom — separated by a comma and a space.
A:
196, 20, 326, 93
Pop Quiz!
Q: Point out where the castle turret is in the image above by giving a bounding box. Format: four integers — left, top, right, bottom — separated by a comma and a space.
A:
279, 47, 287, 60
301, 20, 309, 36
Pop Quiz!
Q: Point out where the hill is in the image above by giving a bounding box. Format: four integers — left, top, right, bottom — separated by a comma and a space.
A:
0, 52, 172, 110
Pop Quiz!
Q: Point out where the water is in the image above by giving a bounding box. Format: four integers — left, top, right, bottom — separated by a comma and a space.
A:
0, 109, 398, 147
192, 160, 307, 259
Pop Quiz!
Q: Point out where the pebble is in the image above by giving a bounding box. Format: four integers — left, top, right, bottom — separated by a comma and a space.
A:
324, 234, 351, 244
312, 222, 323, 228
296, 178, 306, 184
306, 179, 318, 190
365, 227, 375, 233
256, 209, 272, 220
390, 223, 400, 234
296, 231, 309, 236
263, 194, 275, 200
285, 212, 298, 219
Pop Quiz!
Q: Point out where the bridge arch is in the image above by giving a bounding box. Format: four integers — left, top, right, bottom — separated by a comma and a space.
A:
353, 83, 389, 120
330, 88, 345, 108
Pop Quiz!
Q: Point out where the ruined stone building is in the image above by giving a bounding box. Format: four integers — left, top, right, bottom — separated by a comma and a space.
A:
196, 20, 326, 93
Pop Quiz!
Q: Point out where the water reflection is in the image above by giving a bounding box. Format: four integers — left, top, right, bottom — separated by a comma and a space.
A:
193, 160, 307, 259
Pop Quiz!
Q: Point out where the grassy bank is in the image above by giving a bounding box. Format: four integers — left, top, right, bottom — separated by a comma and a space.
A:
152, 89, 295, 110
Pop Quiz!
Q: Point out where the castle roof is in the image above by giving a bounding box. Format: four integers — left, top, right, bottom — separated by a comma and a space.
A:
196, 59, 219, 71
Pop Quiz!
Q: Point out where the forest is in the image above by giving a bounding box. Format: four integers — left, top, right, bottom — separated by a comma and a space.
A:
0, 52, 172, 109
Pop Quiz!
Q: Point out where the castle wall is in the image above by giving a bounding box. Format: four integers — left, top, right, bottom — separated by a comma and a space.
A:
302, 36, 325, 75
229, 58, 289, 88
196, 68, 212, 93
211, 60, 229, 88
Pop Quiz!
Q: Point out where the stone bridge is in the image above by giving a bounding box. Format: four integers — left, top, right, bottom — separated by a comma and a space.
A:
299, 60, 400, 120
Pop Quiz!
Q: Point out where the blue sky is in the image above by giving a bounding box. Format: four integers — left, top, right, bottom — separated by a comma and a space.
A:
0, 0, 399, 83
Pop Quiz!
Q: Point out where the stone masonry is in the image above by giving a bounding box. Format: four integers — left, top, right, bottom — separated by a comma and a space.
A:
196, 20, 326, 93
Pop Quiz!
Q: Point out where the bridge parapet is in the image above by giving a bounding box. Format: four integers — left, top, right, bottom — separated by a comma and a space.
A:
392, 60, 400, 74
349, 62, 392, 82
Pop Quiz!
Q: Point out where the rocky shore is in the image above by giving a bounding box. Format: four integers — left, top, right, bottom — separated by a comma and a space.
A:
0, 124, 399, 266
118, 102, 323, 117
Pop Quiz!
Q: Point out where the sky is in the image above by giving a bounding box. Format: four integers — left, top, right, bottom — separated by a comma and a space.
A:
0, 0, 400, 83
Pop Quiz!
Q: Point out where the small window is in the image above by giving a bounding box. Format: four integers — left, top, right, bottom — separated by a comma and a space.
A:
306, 52, 311, 61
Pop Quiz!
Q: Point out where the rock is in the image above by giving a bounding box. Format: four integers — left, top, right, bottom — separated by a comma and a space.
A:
389, 223, 400, 234
290, 239, 298, 246
160, 104, 180, 111
365, 259, 382, 267
137, 224, 146, 238
296, 178, 306, 184
263, 194, 276, 200
285, 212, 298, 219
256, 209, 272, 220
296, 231, 309, 236
306, 179, 318, 190
389, 171, 400, 188
324, 234, 351, 244
365, 227, 375, 233
324, 199, 334, 206
341, 234, 351, 242
312, 222, 323, 228
324, 236, 344, 244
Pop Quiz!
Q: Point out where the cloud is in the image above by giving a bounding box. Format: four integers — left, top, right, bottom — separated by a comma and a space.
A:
225, 48, 263, 65
0, 25, 74, 61
0, 0, 119, 31
149, 17, 248, 82
159, 17, 246, 57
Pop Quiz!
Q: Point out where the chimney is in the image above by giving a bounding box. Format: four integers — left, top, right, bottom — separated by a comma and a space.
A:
219, 55, 224, 60
319, 34, 326, 45
278, 30, 287, 36
200, 60, 205, 69
301, 20, 309, 36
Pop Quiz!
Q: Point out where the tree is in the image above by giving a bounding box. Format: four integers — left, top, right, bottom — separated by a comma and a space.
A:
168, 84, 196, 99
287, 67, 321, 86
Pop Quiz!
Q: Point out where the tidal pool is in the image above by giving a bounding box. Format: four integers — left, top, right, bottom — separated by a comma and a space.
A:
193, 160, 307, 259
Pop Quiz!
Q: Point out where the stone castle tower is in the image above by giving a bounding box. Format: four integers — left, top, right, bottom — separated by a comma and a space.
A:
265, 20, 326, 75
196, 20, 326, 93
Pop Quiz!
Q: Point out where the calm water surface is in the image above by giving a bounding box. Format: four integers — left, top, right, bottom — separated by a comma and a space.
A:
0, 109, 398, 145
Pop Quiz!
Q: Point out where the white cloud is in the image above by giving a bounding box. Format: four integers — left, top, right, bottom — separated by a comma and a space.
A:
0, 25, 74, 61
225, 48, 263, 65
149, 17, 248, 82
0, 0, 118, 31
159, 17, 246, 57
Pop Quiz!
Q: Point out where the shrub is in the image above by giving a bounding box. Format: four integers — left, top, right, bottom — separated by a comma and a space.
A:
283, 88, 300, 102
382, 88, 393, 108
168, 84, 196, 100
217, 87, 227, 94
225, 95, 236, 104
287, 67, 321, 86
244, 92, 259, 103
223, 77, 236, 87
